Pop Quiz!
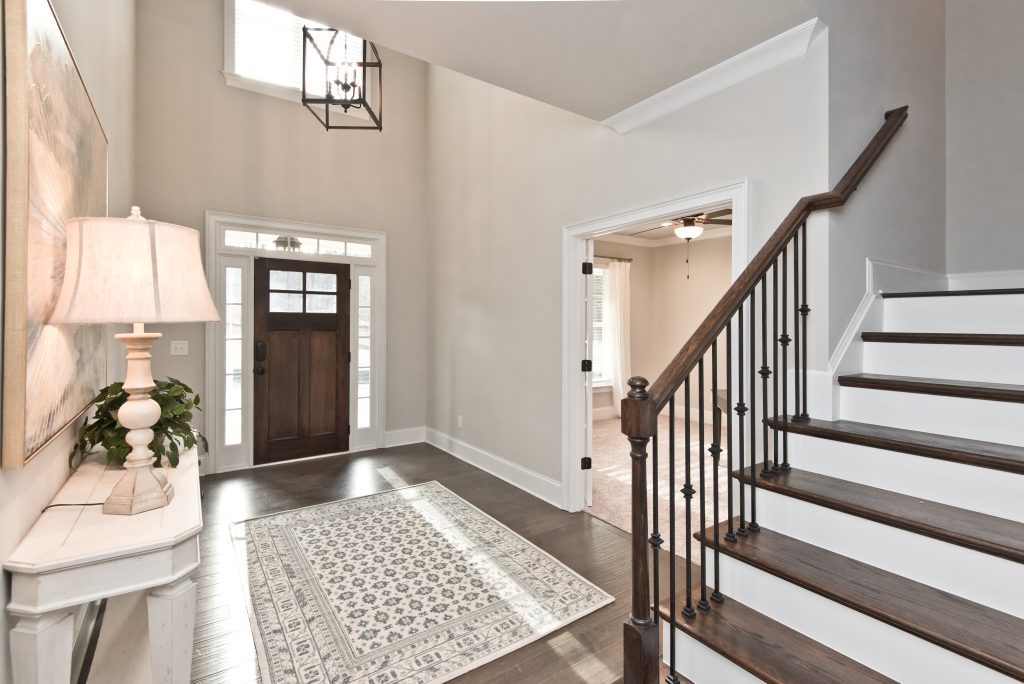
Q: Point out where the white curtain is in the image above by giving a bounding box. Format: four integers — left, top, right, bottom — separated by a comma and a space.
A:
603, 261, 632, 417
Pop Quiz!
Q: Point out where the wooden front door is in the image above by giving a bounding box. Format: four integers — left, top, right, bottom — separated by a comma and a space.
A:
254, 257, 350, 464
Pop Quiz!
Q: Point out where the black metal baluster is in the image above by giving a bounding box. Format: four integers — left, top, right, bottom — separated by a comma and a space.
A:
748, 292, 759, 532
736, 304, 748, 537
668, 397, 679, 682
781, 244, 791, 470
710, 342, 723, 603
760, 274, 771, 476
793, 227, 802, 421
799, 221, 810, 419
726, 322, 737, 543
697, 360, 709, 612
649, 432, 661, 631
682, 380, 696, 618
772, 261, 780, 471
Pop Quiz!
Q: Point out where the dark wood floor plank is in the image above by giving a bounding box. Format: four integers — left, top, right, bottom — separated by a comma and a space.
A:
658, 593, 895, 684
767, 416, 1024, 474
838, 373, 1024, 403
700, 522, 1024, 679
734, 468, 1024, 563
880, 288, 1024, 298
861, 332, 1024, 346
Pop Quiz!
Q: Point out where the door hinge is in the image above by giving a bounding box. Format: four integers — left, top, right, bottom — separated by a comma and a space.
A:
582, 262, 593, 275
581, 359, 592, 372
581, 456, 592, 470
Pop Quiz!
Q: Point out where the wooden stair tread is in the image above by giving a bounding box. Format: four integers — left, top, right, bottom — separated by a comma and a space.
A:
732, 468, 1024, 563
658, 592, 895, 684
838, 373, 1024, 403
880, 288, 1024, 298
766, 416, 1024, 475
861, 332, 1024, 346
697, 523, 1024, 679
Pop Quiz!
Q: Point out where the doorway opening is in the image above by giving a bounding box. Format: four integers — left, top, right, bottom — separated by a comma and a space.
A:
561, 179, 750, 516
204, 211, 387, 474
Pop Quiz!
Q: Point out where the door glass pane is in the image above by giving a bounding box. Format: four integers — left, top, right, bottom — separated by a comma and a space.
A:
306, 294, 337, 313
225, 373, 242, 410
358, 308, 370, 336
269, 292, 303, 312
225, 409, 242, 446
269, 270, 303, 290
358, 275, 371, 307
319, 239, 346, 256
347, 242, 372, 258
358, 368, 370, 398
358, 337, 370, 367
226, 267, 243, 304
306, 273, 337, 292
357, 398, 371, 429
225, 304, 242, 339
224, 230, 257, 249
226, 339, 242, 374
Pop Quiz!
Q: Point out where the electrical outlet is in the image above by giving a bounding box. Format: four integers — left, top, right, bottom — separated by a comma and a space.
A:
457, 415, 464, 429
170, 340, 189, 356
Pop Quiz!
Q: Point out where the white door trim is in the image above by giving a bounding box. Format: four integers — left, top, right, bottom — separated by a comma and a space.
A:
203, 211, 387, 474
560, 179, 751, 511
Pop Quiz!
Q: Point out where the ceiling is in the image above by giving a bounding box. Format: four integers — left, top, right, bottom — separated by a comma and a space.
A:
278, 0, 815, 121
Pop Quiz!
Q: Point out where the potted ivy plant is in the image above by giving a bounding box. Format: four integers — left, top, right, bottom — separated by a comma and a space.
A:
71, 377, 209, 468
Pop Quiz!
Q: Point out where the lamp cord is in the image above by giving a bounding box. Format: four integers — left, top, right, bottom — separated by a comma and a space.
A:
42, 502, 103, 513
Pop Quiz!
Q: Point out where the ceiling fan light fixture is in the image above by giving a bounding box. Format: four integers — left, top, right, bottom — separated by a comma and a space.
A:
674, 224, 704, 241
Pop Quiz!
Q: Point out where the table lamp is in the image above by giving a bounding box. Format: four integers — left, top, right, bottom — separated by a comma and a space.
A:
49, 207, 219, 515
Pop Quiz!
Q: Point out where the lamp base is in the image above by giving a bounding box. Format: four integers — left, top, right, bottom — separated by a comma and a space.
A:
102, 465, 175, 515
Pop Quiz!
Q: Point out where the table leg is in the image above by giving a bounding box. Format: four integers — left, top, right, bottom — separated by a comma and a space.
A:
10, 611, 74, 684
147, 576, 197, 684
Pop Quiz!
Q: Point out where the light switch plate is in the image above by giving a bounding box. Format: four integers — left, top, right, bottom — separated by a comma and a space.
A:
170, 340, 189, 356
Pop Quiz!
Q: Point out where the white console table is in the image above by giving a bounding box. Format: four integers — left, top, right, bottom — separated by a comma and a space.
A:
5, 450, 202, 684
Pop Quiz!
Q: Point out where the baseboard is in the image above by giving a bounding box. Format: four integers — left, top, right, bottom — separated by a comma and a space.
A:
947, 268, 1024, 290
385, 426, 427, 448
425, 428, 564, 509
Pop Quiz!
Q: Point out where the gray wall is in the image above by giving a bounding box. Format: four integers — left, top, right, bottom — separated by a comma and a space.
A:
134, 0, 430, 435
426, 40, 829, 481
0, 2, 136, 682
945, 0, 1024, 274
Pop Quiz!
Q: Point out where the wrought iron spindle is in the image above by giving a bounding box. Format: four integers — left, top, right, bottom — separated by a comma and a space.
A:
781, 245, 791, 470
799, 221, 810, 419
748, 292, 759, 531
736, 305, 748, 536
793, 229, 802, 420
682, 380, 696, 618
668, 397, 679, 681
697, 360, 709, 612
772, 261, 780, 471
725, 323, 736, 543
760, 275, 771, 476
649, 432, 661, 630
710, 341, 723, 602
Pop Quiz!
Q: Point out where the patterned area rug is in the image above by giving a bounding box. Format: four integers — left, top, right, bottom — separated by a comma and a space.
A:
235, 482, 614, 683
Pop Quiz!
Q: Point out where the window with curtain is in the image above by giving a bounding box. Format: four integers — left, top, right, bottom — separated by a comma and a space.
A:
591, 266, 611, 386
592, 260, 631, 416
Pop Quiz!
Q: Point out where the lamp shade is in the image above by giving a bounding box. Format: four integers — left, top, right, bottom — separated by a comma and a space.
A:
674, 224, 704, 241
50, 211, 220, 324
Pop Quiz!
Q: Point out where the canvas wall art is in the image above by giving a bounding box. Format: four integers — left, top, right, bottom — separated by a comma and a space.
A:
3, 0, 108, 467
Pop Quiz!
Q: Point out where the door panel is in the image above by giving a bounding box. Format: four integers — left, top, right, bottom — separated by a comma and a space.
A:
254, 257, 350, 464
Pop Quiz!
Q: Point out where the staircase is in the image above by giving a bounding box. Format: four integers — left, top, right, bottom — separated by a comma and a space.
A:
619, 108, 1024, 684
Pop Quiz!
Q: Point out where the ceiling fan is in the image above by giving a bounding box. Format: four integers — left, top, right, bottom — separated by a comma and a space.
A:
628, 207, 733, 239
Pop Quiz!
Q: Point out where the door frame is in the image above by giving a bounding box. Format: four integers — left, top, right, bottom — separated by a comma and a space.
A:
203, 211, 387, 474
560, 179, 750, 512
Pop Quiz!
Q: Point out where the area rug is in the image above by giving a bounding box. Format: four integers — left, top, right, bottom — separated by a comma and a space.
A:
234, 482, 614, 684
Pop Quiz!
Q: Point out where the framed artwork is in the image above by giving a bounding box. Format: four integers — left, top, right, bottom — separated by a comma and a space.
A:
3, 0, 108, 468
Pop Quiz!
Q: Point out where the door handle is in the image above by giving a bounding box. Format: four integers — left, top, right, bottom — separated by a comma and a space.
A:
254, 367, 266, 375
255, 340, 267, 362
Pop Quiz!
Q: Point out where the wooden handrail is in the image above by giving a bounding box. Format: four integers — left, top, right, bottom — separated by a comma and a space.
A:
621, 106, 909, 438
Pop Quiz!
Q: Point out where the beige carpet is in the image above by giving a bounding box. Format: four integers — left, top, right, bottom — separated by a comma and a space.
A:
587, 415, 733, 564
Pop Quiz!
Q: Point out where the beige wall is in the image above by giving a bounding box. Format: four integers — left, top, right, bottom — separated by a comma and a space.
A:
945, 0, 1024, 274
0, 2, 136, 682
134, 0, 430, 435
426, 41, 828, 481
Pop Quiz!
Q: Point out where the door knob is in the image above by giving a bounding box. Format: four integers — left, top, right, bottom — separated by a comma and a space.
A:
254, 367, 266, 375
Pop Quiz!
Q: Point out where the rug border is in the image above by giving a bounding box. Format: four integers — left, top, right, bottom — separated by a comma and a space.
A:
228, 480, 616, 684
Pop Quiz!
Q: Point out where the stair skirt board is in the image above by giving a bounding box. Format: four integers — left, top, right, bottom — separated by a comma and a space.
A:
787, 435, 1024, 522
863, 343, 1024, 385
737, 485, 1024, 619
882, 294, 1024, 334
839, 388, 1024, 446
662, 628, 765, 684
705, 553, 1018, 684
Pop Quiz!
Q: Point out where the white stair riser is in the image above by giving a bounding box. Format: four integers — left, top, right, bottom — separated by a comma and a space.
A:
789, 434, 1024, 522
863, 343, 1024, 385
883, 295, 1024, 333
708, 554, 1017, 684
839, 387, 1024, 446
662, 625, 764, 684
738, 484, 1024, 618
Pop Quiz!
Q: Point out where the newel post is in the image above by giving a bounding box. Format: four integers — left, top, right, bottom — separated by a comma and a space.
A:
621, 376, 659, 684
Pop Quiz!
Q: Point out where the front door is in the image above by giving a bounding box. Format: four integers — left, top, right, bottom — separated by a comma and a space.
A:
253, 257, 350, 464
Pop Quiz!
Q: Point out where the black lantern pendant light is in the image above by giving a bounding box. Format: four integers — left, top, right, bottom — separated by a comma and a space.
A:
302, 26, 382, 131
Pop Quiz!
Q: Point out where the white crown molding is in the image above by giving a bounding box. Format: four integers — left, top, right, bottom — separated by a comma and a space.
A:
603, 18, 822, 134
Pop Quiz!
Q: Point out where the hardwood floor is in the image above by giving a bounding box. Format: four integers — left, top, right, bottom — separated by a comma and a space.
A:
191, 442, 691, 684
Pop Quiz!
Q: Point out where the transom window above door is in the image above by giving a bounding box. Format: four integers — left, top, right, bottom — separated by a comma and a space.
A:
267, 269, 340, 313
224, 229, 373, 259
